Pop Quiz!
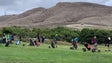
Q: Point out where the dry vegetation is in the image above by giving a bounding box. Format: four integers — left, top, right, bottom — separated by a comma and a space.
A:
0, 2, 112, 29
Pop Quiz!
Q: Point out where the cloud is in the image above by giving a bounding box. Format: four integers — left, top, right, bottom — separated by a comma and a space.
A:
0, 0, 112, 15
105, 0, 112, 6
0, 0, 15, 6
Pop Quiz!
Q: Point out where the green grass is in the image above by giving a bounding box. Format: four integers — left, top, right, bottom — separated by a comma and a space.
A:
0, 43, 111, 63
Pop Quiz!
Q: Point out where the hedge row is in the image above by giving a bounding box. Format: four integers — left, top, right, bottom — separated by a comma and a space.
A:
0, 27, 112, 44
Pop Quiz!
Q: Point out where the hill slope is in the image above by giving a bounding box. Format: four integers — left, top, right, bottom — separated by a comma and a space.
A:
0, 2, 112, 29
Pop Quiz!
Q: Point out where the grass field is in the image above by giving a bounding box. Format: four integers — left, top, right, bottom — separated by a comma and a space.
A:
0, 43, 112, 63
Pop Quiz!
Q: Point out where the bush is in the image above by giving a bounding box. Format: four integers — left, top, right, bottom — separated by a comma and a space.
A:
1, 27, 112, 44
80, 28, 111, 44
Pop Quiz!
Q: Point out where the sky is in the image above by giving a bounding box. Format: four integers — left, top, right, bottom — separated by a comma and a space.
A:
0, 0, 112, 16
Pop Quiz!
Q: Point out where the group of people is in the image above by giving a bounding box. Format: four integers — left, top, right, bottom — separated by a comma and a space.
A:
0, 33, 22, 47
29, 33, 45, 47
29, 38, 40, 46
1, 33, 15, 47
91, 36, 111, 52
71, 36, 111, 52
37, 33, 45, 43
2, 33, 14, 44
0, 33, 111, 52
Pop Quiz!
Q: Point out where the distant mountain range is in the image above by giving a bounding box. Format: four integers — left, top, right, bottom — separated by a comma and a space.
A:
0, 2, 112, 29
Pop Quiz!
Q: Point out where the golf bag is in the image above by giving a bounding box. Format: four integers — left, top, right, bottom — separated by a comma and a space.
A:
29, 39, 35, 46
5, 41, 10, 47
82, 48, 86, 52
49, 41, 55, 48
34, 40, 40, 47
84, 42, 91, 51
15, 40, 20, 45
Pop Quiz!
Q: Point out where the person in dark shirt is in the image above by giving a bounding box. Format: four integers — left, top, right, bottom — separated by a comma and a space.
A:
41, 36, 45, 43
37, 33, 40, 42
18, 35, 22, 41
105, 37, 111, 52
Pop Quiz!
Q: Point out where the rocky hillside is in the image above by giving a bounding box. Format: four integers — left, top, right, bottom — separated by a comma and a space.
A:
0, 2, 112, 29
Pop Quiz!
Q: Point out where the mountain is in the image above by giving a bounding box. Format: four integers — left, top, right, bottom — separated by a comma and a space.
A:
0, 2, 112, 29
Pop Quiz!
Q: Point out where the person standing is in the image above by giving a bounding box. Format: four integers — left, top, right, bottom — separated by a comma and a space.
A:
105, 36, 111, 52
37, 33, 40, 42
72, 37, 79, 49
2, 35, 6, 44
41, 36, 45, 43
18, 35, 22, 41
53, 34, 58, 44
92, 36, 97, 52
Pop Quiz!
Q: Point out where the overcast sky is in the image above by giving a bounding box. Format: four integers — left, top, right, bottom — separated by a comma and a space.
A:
0, 0, 112, 16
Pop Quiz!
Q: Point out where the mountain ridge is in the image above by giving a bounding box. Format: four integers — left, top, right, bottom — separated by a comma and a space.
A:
0, 2, 112, 29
